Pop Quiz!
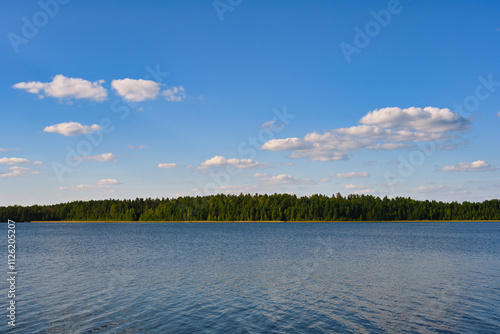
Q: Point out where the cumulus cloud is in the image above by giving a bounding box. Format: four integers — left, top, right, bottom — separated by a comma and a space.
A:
157, 163, 178, 169
162, 85, 185, 102
262, 106, 470, 161
331, 171, 369, 178
261, 137, 313, 151
199, 155, 269, 169
441, 160, 498, 172
0, 166, 34, 178
254, 173, 312, 186
13, 75, 107, 101
112, 79, 161, 102
44, 122, 101, 136
60, 179, 122, 191
71, 153, 117, 162
0, 157, 30, 165
359, 107, 470, 133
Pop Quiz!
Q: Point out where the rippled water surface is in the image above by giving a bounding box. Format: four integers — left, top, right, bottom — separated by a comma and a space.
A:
1, 222, 499, 333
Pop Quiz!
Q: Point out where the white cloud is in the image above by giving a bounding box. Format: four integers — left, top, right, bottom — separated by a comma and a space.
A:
351, 188, 374, 194
71, 153, 117, 162
44, 122, 101, 136
359, 107, 470, 133
0, 148, 20, 152
253, 173, 312, 186
162, 85, 185, 102
281, 162, 295, 167
112, 79, 161, 102
199, 155, 269, 169
497, 111, 500, 117
13, 75, 107, 101
0, 166, 31, 178
344, 183, 374, 194
262, 106, 470, 161
95, 179, 122, 186
412, 184, 469, 194
60, 179, 122, 191
319, 177, 330, 182
261, 137, 313, 151
157, 163, 178, 169
345, 184, 369, 189
0, 157, 30, 165
441, 160, 498, 172
128, 145, 147, 150
331, 171, 369, 178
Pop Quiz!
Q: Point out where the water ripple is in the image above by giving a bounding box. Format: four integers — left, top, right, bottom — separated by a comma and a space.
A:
1, 222, 499, 333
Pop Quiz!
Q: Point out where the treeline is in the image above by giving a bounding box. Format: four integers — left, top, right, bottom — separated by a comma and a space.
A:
1, 193, 499, 222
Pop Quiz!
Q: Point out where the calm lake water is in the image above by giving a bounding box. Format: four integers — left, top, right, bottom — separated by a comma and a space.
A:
1, 222, 499, 333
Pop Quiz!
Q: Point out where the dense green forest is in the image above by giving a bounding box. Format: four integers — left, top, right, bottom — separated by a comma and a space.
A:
1, 193, 499, 222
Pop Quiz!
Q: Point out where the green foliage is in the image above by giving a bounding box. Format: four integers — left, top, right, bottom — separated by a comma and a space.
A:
1, 194, 499, 222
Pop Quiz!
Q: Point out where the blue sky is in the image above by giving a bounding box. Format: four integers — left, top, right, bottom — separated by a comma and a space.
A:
1, 0, 499, 205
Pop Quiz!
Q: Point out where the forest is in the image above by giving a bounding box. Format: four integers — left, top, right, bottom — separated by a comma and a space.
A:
1, 193, 499, 222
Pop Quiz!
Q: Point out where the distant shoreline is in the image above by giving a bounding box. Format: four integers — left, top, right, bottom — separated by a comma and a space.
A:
29, 220, 500, 223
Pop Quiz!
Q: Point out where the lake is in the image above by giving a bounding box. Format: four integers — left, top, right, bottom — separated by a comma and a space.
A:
1, 222, 499, 333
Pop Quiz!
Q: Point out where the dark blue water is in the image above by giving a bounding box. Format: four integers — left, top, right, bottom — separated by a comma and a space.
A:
1, 222, 499, 333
